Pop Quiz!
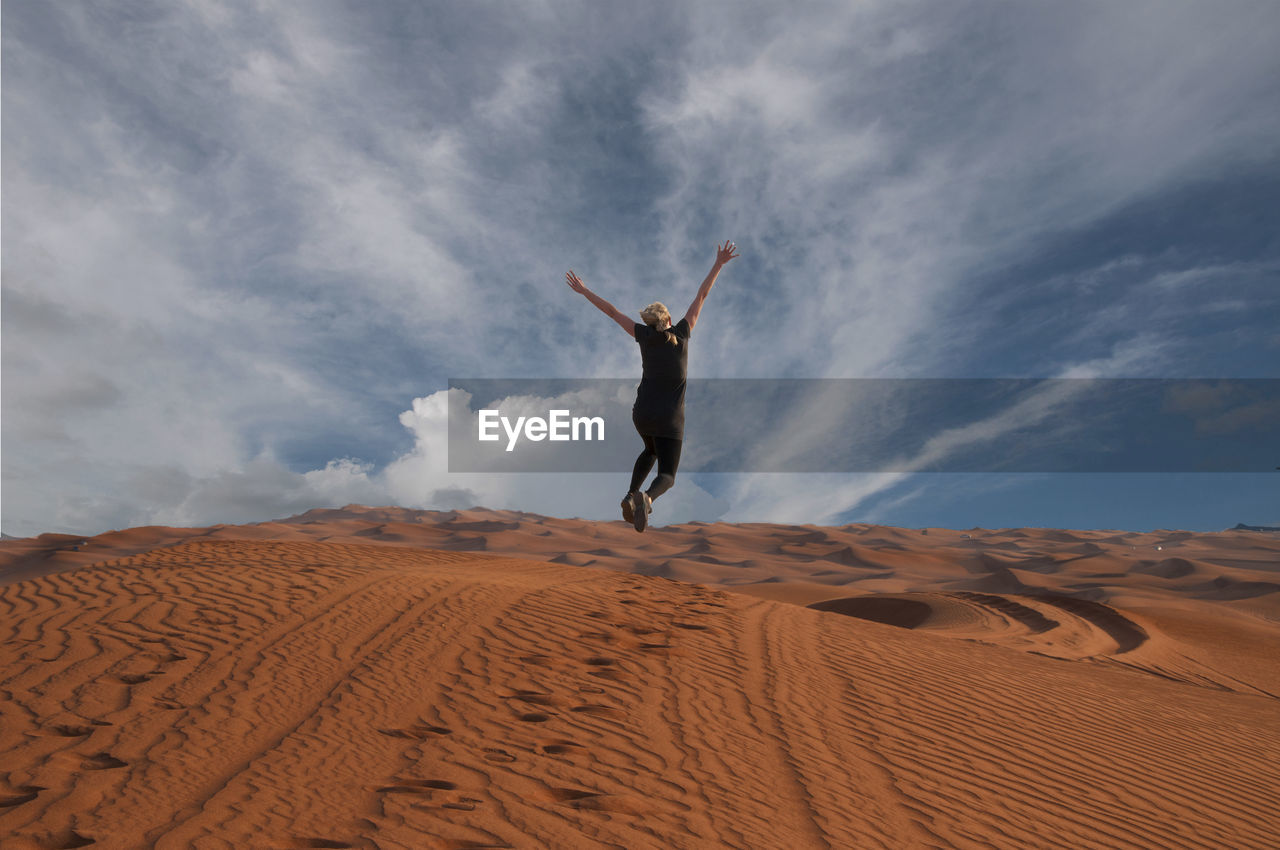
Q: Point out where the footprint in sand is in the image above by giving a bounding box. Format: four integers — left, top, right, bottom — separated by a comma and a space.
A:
376, 778, 486, 812
483, 747, 517, 764
0, 785, 43, 809
500, 689, 557, 707
376, 778, 457, 794
570, 705, 626, 721
81, 753, 127, 770
551, 787, 602, 803
377, 723, 452, 739
539, 740, 584, 756
546, 787, 649, 813
31, 724, 96, 738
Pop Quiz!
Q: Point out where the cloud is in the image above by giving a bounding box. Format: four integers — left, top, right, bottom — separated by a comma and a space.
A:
707, 332, 1179, 524
4, 1, 1278, 536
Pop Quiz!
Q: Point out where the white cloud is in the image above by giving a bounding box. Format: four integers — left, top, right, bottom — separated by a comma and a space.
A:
718, 473, 907, 526
5, 1, 1278, 536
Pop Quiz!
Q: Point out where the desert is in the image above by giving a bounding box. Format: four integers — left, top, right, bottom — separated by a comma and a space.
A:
9, 1, 1280, 847
2, 506, 1278, 848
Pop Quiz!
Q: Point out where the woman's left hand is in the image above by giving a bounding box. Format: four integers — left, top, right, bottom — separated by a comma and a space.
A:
565, 270, 589, 294
715, 241, 739, 267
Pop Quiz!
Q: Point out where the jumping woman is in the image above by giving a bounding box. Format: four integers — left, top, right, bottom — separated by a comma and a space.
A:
565, 241, 739, 532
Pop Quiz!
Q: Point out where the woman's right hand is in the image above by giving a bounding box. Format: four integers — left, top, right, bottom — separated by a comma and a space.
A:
565, 270, 589, 294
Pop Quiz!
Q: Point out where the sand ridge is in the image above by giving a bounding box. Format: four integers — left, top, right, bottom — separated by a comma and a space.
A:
8, 505, 1275, 696
2, 510, 1279, 847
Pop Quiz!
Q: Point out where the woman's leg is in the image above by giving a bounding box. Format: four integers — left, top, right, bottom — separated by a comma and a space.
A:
645, 436, 683, 501
628, 434, 658, 494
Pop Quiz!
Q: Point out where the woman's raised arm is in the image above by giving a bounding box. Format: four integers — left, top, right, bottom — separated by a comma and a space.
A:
683, 241, 738, 331
566, 270, 635, 338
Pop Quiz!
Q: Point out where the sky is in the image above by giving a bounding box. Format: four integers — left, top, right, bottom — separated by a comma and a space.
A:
3, 0, 1279, 537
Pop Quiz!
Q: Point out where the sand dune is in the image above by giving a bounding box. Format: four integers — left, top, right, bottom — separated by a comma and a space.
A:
2, 508, 1279, 847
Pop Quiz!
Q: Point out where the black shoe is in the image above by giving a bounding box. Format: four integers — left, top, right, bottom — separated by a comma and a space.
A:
621, 493, 636, 523
631, 491, 651, 533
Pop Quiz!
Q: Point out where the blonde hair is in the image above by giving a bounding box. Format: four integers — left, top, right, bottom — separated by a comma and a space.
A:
639, 302, 677, 346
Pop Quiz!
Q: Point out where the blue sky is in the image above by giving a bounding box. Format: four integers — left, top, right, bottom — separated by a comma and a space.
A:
3, 0, 1278, 536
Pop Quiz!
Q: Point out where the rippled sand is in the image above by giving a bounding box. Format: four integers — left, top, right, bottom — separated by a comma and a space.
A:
3, 507, 1278, 848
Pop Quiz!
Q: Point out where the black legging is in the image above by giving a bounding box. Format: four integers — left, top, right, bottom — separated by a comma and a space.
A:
629, 434, 682, 501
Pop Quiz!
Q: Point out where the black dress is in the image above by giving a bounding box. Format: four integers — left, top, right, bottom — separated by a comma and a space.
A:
631, 317, 691, 439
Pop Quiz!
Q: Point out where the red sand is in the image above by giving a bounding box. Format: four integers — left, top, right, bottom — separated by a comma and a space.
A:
2, 506, 1278, 848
